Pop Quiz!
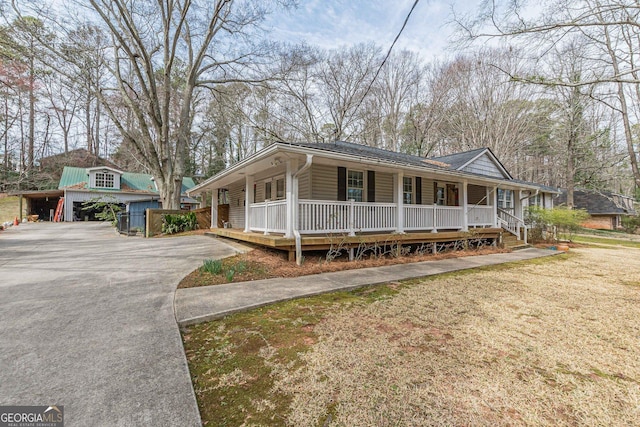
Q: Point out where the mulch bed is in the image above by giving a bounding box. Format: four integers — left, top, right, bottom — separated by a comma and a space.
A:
178, 245, 510, 289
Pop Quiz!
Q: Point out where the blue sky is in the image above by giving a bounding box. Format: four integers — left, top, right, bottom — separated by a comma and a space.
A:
265, 0, 481, 60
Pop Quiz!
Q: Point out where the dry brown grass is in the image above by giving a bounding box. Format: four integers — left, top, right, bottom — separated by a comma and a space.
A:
276, 248, 640, 426
184, 247, 640, 426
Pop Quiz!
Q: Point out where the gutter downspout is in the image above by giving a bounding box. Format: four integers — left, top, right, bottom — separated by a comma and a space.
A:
293, 154, 313, 265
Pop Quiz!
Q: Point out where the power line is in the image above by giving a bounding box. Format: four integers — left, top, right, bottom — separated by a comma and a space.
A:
349, 0, 421, 126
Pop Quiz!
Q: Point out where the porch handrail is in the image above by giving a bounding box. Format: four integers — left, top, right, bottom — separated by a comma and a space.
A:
249, 200, 287, 234
497, 208, 527, 243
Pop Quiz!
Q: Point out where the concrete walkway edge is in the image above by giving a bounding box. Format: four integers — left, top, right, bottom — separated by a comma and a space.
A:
175, 248, 562, 327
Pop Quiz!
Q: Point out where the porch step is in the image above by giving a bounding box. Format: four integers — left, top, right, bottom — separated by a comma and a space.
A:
502, 234, 530, 250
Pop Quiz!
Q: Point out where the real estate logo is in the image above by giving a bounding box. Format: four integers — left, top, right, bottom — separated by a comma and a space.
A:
0, 406, 63, 427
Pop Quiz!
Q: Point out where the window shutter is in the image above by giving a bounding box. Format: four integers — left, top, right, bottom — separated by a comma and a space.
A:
337, 167, 347, 201
367, 170, 375, 202
415, 177, 422, 205
433, 182, 438, 204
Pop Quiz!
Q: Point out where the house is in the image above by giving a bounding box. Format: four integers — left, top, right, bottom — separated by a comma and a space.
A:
556, 189, 637, 230
188, 141, 558, 261
58, 166, 199, 221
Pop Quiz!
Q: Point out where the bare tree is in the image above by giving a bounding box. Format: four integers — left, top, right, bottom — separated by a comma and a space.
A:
11, 0, 288, 208
456, 0, 640, 190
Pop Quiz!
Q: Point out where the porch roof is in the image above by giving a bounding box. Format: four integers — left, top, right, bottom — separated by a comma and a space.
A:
188, 141, 558, 195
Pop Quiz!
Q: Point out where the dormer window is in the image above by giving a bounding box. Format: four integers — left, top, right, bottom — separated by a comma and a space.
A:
95, 172, 115, 188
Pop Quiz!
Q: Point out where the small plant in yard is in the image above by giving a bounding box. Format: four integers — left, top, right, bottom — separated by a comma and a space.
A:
225, 269, 235, 282
201, 259, 223, 275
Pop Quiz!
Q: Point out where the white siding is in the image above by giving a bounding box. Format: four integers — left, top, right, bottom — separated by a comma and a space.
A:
254, 180, 266, 203
227, 182, 245, 229
462, 153, 506, 178
298, 169, 310, 199
375, 172, 393, 203
421, 178, 434, 205
311, 164, 337, 200
63, 190, 152, 221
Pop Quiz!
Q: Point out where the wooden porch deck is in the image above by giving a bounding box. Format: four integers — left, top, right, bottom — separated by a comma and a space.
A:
209, 227, 503, 260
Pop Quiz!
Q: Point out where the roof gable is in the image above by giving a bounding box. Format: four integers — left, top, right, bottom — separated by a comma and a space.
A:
433, 148, 512, 179
86, 166, 124, 175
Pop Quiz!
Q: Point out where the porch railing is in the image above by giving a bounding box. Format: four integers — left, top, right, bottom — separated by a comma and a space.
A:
404, 205, 464, 231
467, 205, 495, 227
249, 200, 287, 234
249, 199, 502, 236
298, 199, 396, 234
498, 208, 526, 242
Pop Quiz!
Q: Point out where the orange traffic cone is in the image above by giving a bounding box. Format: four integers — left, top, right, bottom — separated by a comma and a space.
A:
14, 217, 19, 226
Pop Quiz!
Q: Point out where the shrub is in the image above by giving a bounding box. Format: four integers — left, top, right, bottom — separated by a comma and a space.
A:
162, 211, 198, 234
621, 215, 640, 234
526, 206, 589, 241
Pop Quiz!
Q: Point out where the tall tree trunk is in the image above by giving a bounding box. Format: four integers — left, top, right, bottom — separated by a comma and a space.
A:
86, 88, 92, 154
28, 51, 35, 171
603, 25, 640, 189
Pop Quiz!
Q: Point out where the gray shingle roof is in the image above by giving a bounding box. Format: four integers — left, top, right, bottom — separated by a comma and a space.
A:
281, 141, 450, 170
281, 141, 556, 192
556, 189, 636, 215
431, 148, 487, 170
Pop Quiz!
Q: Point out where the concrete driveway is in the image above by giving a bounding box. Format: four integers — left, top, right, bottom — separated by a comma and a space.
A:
0, 222, 237, 426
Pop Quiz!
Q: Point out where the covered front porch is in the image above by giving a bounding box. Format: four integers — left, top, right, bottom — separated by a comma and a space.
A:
192, 142, 549, 261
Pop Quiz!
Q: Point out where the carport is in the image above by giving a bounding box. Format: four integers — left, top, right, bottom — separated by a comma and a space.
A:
10, 189, 64, 221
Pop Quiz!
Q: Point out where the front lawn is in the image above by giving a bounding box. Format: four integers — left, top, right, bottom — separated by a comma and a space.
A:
182, 247, 640, 426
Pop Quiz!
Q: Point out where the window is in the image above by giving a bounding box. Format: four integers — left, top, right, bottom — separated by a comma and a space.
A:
531, 193, 542, 207
347, 170, 364, 202
498, 189, 513, 209
276, 178, 285, 200
403, 177, 413, 204
95, 172, 115, 188
436, 186, 445, 206
264, 181, 272, 200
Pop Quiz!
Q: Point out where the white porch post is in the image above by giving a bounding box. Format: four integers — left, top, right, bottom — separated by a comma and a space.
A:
515, 190, 523, 219
461, 180, 468, 231
284, 159, 297, 238
210, 189, 218, 229
395, 171, 404, 233
243, 175, 254, 233
493, 186, 499, 227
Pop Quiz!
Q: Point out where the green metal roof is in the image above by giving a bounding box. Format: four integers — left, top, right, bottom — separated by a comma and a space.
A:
58, 166, 196, 194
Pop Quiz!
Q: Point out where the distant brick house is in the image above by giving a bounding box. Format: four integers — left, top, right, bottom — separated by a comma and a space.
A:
556, 189, 637, 230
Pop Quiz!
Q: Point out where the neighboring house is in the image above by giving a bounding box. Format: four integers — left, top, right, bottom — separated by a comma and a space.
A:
556, 189, 637, 230
188, 141, 558, 258
58, 166, 199, 221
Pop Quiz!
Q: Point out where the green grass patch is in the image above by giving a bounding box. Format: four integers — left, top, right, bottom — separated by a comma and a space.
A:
572, 235, 640, 249
0, 196, 25, 223
182, 283, 403, 426
182, 254, 565, 426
